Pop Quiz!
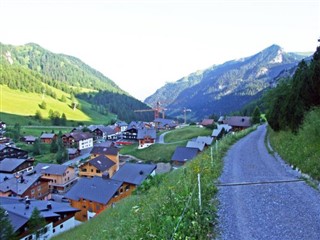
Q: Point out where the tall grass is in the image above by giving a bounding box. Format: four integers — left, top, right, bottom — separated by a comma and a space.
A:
269, 107, 320, 180
53, 127, 256, 240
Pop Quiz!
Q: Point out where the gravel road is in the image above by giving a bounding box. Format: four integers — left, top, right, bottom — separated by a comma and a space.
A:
217, 124, 320, 240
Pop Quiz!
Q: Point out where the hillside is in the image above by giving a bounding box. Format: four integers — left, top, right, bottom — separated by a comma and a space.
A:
145, 45, 308, 120
0, 42, 152, 124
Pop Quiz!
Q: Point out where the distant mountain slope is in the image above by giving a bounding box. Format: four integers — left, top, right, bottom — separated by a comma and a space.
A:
0, 42, 122, 93
145, 45, 308, 120
0, 42, 151, 124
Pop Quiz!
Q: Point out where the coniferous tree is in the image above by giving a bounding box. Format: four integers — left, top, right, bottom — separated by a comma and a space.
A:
28, 208, 46, 240
252, 106, 261, 124
0, 206, 16, 240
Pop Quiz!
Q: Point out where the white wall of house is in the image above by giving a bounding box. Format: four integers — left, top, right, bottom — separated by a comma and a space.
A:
20, 217, 78, 240
78, 138, 93, 150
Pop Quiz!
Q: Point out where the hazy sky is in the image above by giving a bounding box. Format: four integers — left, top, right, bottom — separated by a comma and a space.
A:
1, 0, 319, 101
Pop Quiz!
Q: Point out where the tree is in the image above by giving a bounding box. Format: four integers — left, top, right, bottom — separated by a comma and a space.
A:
0, 206, 16, 240
33, 139, 41, 155
50, 138, 58, 153
39, 101, 47, 110
60, 95, 67, 102
35, 110, 43, 121
28, 208, 46, 239
61, 113, 67, 126
252, 106, 261, 124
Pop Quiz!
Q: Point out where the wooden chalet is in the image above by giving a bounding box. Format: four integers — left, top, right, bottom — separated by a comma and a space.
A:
171, 146, 199, 166
0, 196, 79, 240
88, 125, 118, 140
90, 146, 120, 171
40, 133, 57, 144
200, 118, 215, 127
0, 158, 34, 176
211, 124, 232, 140
67, 148, 81, 160
34, 163, 77, 194
61, 132, 93, 150
0, 144, 28, 160
153, 118, 177, 130
111, 163, 157, 195
79, 155, 117, 178
122, 121, 151, 140
0, 171, 50, 199
223, 116, 252, 131
20, 135, 38, 144
64, 176, 124, 222
137, 128, 157, 149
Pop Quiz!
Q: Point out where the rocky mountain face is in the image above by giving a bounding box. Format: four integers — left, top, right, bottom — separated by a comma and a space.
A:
145, 45, 308, 120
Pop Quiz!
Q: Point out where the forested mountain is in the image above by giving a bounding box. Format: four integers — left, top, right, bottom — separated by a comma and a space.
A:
264, 44, 320, 132
145, 45, 308, 120
0, 42, 151, 124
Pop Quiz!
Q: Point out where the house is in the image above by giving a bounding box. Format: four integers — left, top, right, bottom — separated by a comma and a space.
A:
67, 148, 81, 160
87, 125, 118, 140
137, 128, 157, 149
40, 133, 57, 144
200, 119, 215, 127
122, 121, 151, 140
223, 116, 252, 131
153, 118, 177, 130
21, 135, 38, 144
64, 176, 124, 222
79, 155, 117, 178
0, 158, 34, 176
195, 136, 213, 146
90, 146, 120, 173
111, 163, 157, 194
34, 163, 77, 194
61, 132, 93, 150
0, 144, 29, 160
0, 171, 50, 199
186, 141, 205, 151
211, 124, 232, 140
0, 196, 80, 240
94, 140, 115, 148
171, 147, 199, 166
115, 121, 128, 132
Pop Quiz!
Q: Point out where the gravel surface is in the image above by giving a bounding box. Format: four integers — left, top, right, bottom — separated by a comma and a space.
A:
217, 124, 320, 240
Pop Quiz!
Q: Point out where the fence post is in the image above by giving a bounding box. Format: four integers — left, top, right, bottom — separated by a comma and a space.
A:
198, 173, 201, 211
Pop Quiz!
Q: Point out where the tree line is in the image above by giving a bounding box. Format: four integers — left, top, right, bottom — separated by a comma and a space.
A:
264, 44, 320, 132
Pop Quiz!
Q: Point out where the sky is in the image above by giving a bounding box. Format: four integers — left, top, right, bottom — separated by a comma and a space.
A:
0, 0, 319, 101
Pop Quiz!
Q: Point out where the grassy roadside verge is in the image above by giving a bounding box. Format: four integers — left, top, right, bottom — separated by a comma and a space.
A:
268, 108, 320, 181
53, 126, 256, 240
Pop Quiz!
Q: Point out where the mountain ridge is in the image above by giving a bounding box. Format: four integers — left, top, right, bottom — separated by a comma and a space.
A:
145, 44, 309, 120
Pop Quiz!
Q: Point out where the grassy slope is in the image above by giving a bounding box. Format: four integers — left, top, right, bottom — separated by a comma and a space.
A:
53, 126, 256, 240
0, 85, 115, 125
120, 126, 213, 163
269, 107, 320, 180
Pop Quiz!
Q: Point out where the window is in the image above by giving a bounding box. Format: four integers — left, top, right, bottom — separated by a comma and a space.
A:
125, 185, 130, 191
91, 169, 93, 172
31, 189, 35, 194
60, 224, 63, 229
96, 170, 101, 173
53, 228, 56, 233
38, 186, 41, 191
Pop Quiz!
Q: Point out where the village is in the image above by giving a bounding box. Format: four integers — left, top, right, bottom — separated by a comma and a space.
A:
0, 116, 252, 240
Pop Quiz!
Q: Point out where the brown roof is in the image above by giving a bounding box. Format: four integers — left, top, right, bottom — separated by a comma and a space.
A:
224, 116, 251, 128
200, 119, 215, 126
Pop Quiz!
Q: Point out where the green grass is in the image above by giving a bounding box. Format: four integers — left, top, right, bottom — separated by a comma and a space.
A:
268, 107, 320, 180
53, 126, 256, 240
120, 126, 213, 163
0, 84, 116, 125
165, 126, 212, 143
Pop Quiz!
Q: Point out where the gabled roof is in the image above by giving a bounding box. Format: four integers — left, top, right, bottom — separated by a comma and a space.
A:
153, 118, 177, 128
0, 172, 42, 195
171, 147, 199, 162
211, 124, 232, 137
63, 132, 93, 141
0, 158, 29, 173
90, 146, 119, 156
64, 177, 122, 204
23, 136, 37, 142
126, 121, 151, 131
115, 121, 128, 127
34, 163, 69, 176
0, 196, 79, 231
200, 119, 215, 126
89, 155, 115, 171
40, 133, 56, 139
67, 148, 79, 155
111, 163, 157, 185
95, 141, 114, 148
186, 141, 205, 151
137, 128, 157, 140
195, 136, 213, 146
223, 116, 251, 128
88, 125, 116, 134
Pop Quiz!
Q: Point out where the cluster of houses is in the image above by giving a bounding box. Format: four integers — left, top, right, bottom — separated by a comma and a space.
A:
0, 116, 251, 239
170, 116, 251, 166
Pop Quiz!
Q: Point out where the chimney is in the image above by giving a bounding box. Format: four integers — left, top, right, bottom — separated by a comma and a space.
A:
47, 202, 52, 210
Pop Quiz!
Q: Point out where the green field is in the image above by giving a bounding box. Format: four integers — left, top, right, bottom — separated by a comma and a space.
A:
120, 126, 213, 163
0, 85, 115, 125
